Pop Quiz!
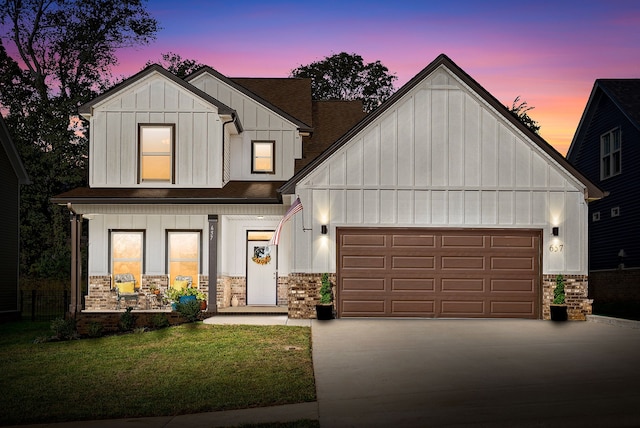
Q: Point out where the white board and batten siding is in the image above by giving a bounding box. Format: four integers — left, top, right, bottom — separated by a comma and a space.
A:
85, 205, 290, 279
89, 72, 224, 188
189, 73, 302, 181
292, 66, 588, 275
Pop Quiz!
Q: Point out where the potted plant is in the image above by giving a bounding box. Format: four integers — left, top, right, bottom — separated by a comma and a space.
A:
165, 286, 206, 310
149, 283, 161, 295
315, 273, 334, 320
550, 274, 568, 321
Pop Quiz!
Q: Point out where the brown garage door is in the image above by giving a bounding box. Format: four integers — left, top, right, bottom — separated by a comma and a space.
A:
337, 228, 541, 319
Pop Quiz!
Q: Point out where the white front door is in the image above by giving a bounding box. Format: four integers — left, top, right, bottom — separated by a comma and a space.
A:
246, 231, 277, 305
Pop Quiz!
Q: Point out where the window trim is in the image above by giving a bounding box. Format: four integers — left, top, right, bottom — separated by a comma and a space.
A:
592, 211, 601, 222
251, 140, 275, 174
600, 127, 621, 180
138, 124, 176, 184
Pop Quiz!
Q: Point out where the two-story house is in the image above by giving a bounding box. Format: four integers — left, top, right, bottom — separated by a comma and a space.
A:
54, 54, 604, 320
567, 79, 640, 304
52, 63, 364, 313
0, 114, 30, 322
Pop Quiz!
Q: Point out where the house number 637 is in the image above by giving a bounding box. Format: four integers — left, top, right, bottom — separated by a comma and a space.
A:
549, 244, 564, 253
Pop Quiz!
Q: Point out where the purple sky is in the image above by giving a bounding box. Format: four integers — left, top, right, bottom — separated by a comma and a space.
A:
113, 1, 638, 154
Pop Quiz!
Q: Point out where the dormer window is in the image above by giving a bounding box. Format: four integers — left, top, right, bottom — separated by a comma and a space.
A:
139, 124, 175, 183
252, 140, 275, 174
601, 127, 621, 180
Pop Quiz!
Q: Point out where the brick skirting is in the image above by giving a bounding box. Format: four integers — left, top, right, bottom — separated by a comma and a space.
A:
542, 274, 591, 321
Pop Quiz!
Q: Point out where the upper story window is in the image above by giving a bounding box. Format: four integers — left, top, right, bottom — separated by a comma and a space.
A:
601, 127, 621, 180
252, 141, 275, 174
139, 124, 174, 183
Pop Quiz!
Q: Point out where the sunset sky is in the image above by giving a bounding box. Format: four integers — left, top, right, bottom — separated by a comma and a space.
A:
112, 0, 639, 155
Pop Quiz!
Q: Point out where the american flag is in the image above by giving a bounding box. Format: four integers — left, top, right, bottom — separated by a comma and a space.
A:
269, 197, 303, 246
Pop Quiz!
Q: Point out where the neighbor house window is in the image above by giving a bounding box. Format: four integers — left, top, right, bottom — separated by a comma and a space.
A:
139, 124, 174, 183
252, 141, 275, 173
601, 128, 621, 180
111, 231, 144, 287
168, 231, 200, 286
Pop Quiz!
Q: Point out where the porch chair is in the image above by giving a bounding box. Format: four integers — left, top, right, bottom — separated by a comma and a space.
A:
172, 275, 193, 290
114, 273, 139, 309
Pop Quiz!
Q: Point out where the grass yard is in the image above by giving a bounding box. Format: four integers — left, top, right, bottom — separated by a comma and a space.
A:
0, 321, 316, 425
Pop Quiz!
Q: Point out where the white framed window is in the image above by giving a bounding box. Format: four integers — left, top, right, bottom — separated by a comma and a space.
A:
252, 140, 275, 174
139, 124, 175, 183
111, 231, 144, 287
592, 212, 601, 222
601, 128, 621, 180
167, 231, 200, 285
611, 207, 620, 217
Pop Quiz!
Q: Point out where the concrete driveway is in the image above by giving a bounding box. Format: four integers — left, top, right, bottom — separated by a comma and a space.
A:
312, 318, 640, 427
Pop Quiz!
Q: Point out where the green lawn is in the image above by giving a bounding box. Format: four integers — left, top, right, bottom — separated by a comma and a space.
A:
1, 321, 316, 425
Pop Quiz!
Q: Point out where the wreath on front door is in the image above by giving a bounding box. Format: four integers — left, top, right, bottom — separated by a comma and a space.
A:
252, 246, 271, 265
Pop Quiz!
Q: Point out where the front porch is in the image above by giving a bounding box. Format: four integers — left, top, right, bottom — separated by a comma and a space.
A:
81, 273, 328, 319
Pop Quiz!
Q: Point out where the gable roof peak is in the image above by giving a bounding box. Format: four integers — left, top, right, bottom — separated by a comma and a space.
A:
77, 63, 238, 123
280, 53, 605, 201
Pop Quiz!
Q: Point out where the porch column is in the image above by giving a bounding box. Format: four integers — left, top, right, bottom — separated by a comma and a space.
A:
208, 215, 218, 314
69, 211, 83, 316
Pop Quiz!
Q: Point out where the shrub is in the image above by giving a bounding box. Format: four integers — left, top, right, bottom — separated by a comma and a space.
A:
118, 307, 136, 331
176, 299, 201, 322
151, 313, 170, 329
87, 322, 104, 338
319, 273, 332, 304
553, 274, 566, 305
50, 317, 78, 341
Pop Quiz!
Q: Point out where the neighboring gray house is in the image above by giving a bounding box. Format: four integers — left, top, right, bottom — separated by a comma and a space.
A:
0, 114, 30, 321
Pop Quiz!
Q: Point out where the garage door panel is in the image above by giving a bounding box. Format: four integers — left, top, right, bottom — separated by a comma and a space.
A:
341, 234, 386, 247
441, 235, 485, 248
441, 278, 485, 292
391, 300, 435, 315
392, 235, 436, 247
491, 236, 535, 249
491, 257, 534, 271
342, 278, 385, 291
342, 255, 386, 269
337, 228, 540, 319
441, 256, 485, 270
392, 278, 435, 291
491, 279, 535, 292
341, 299, 386, 316
392, 256, 435, 269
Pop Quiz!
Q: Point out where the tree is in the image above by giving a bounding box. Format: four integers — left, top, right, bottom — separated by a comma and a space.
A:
508, 96, 540, 135
290, 52, 397, 113
144, 52, 205, 79
0, 0, 158, 282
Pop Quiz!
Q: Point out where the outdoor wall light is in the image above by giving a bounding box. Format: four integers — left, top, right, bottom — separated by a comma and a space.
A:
321, 225, 328, 235
552, 227, 559, 237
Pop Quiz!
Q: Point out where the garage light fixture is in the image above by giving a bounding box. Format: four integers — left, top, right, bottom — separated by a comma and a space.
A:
321, 225, 328, 235
552, 227, 559, 237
